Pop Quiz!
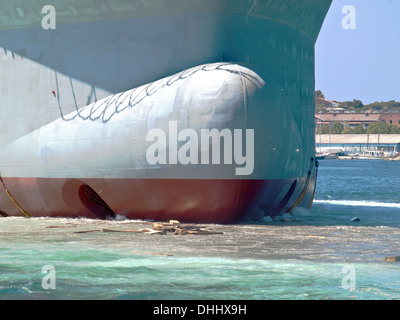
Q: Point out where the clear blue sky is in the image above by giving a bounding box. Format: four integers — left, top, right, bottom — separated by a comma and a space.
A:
315, 0, 400, 104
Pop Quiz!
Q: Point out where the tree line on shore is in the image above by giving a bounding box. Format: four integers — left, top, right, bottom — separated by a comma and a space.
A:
315, 90, 400, 134
317, 121, 400, 135
315, 90, 400, 113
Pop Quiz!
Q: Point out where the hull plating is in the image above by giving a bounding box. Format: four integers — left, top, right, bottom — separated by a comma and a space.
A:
0, 0, 331, 222
0, 175, 316, 223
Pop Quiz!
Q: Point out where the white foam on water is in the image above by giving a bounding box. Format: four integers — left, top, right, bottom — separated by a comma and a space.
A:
290, 207, 312, 217
314, 199, 400, 209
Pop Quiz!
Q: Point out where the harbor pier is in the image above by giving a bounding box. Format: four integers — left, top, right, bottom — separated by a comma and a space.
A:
316, 134, 400, 160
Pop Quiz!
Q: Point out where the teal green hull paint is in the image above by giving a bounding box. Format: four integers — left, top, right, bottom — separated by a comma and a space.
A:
0, 0, 332, 221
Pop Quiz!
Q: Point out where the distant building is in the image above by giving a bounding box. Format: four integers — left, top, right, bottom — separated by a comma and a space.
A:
315, 98, 346, 113
316, 134, 400, 155
380, 113, 400, 128
315, 113, 381, 130
315, 98, 333, 108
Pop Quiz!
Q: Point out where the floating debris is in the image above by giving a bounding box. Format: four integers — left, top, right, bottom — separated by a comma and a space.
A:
46, 225, 78, 228
130, 250, 173, 257
385, 256, 400, 263
102, 228, 164, 235
152, 221, 223, 235
306, 235, 327, 240
71, 220, 223, 236
73, 230, 101, 234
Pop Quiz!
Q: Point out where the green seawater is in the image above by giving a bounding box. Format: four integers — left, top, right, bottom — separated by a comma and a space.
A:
1, 160, 400, 300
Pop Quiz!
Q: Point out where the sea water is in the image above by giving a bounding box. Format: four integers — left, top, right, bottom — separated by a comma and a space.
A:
1, 159, 400, 300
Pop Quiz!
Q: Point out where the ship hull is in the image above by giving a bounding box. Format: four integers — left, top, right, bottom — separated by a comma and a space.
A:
0, 0, 330, 222
0, 175, 316, 223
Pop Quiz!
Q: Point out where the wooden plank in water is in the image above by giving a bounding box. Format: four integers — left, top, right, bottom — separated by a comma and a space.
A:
47, 225, 78, 228
102, 228, 165, 235
385, 256, 400, 262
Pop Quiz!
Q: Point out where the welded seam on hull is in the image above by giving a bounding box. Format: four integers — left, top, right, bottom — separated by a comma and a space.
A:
246, 14, 321, 43
287, 159, 315, 213
307, 160, 319, 209
246, 0, 260, 16
54, 63, 264, 124
0, 174, 30, 218
307, 183, 316, 209
287, 176, 309, 213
